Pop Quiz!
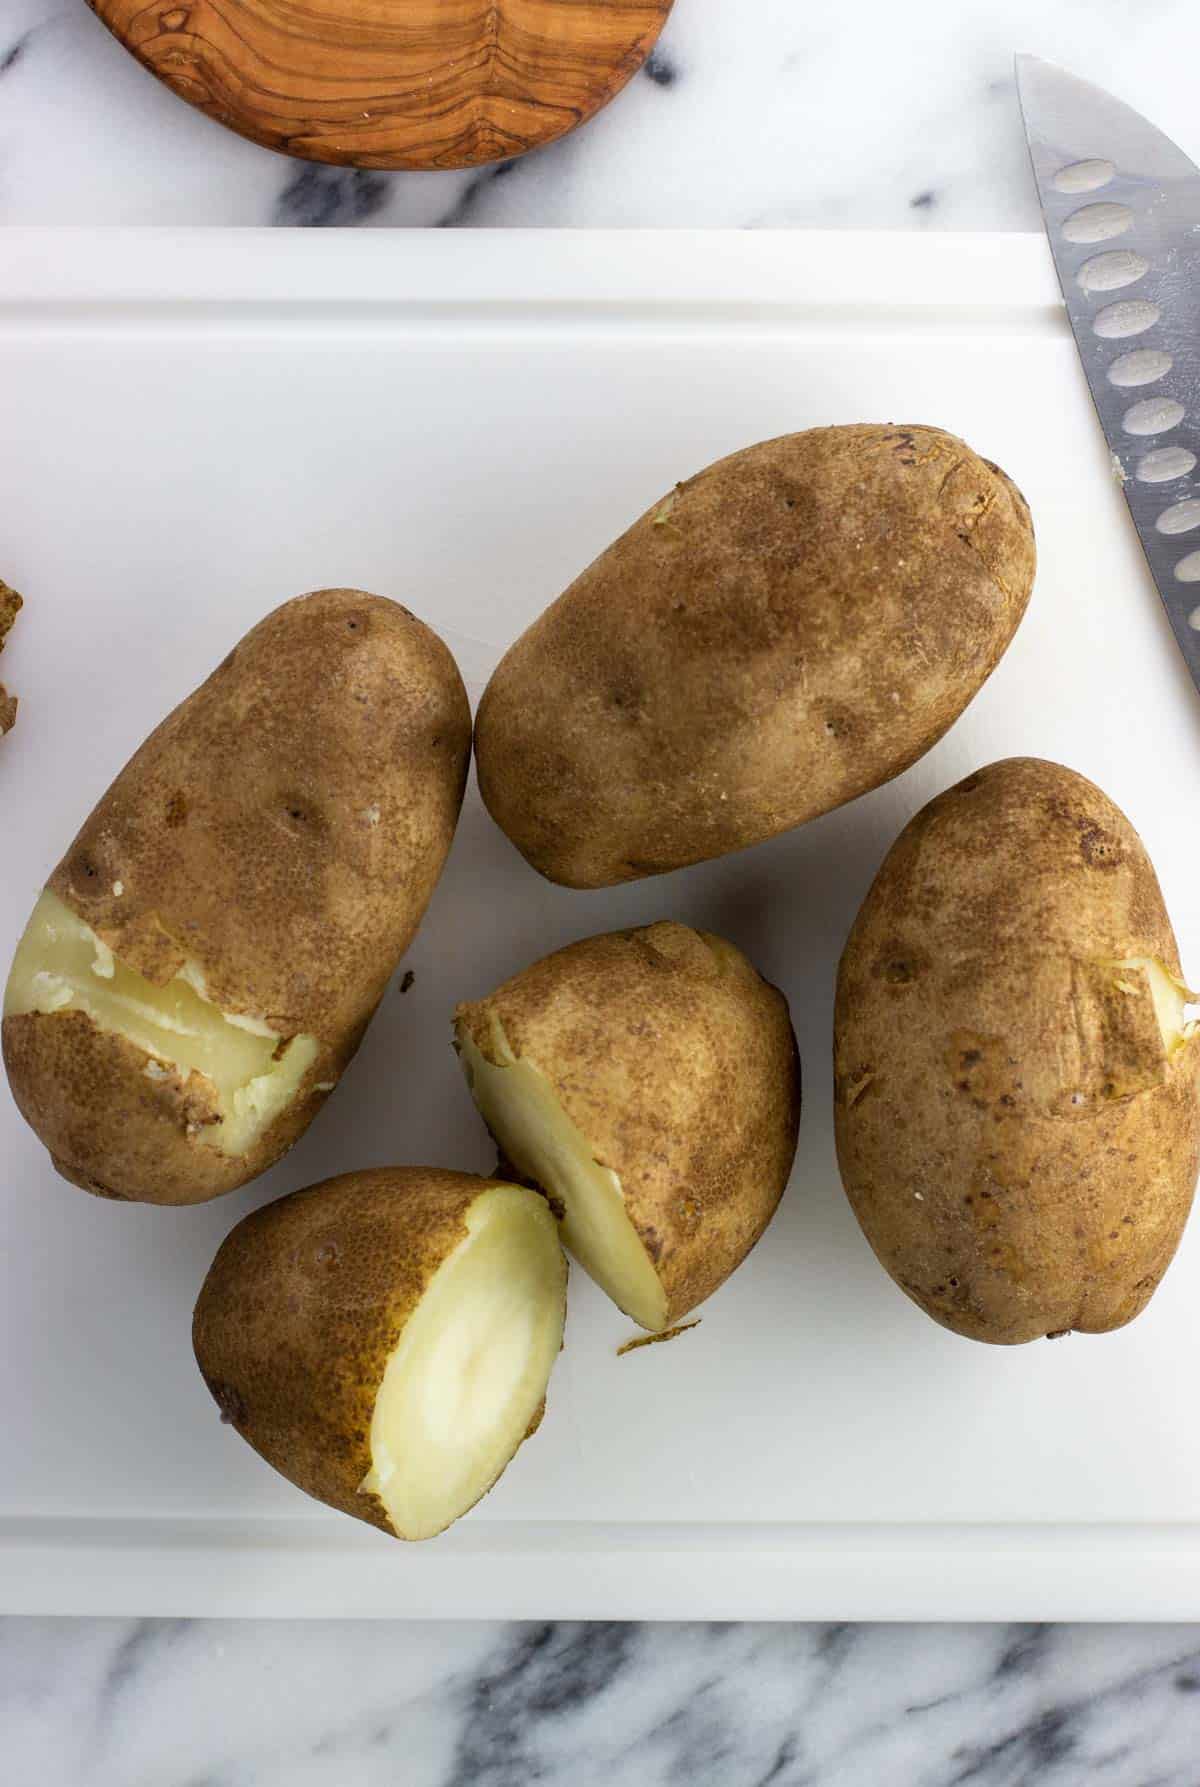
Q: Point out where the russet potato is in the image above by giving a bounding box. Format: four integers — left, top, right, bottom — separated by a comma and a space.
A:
834, 757, 1200, 1344
4, 589, 471, 1205
455, 922, 800, 1330
193, 1167, 567, 1540
474, 425, 1036, 887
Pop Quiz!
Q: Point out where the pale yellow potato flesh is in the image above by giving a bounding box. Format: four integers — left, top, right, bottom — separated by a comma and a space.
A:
1112, 956, 1197, 1056
363, 1186, 565, 1541
4, 891, 318, 1157
458, 1028, 670, 1333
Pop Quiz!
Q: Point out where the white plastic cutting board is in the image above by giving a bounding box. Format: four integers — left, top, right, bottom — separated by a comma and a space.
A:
3, 230, 1200, 1621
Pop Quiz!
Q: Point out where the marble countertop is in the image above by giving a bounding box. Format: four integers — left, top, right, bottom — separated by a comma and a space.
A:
2, 0, 1199, 230
7, 2, 1200, 1779
5, 1618, 1200, 1784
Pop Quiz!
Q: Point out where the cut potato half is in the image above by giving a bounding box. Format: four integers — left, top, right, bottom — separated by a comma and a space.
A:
455, 922, 801, 1332
5, 891, 318, 1158
192, 1167, 567, 1540
458, 1026, 669, 1331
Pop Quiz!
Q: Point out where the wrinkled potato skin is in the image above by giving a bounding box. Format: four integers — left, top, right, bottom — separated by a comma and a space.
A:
834, 758, 1200, 1345
456, 922, 801, 1322
193, 1168, 539, 1535
4, 590, 471, 1204
475, 426, 1036, 888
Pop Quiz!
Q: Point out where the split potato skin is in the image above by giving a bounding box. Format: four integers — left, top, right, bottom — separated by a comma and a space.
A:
456, 922, 801, 1325
3, 590, 471, 1204
475, 425, 1036, 888
193, 1166, 567, 1539
834, 758, 1200, 1345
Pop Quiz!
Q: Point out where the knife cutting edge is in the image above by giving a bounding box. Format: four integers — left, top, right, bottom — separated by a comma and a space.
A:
1017, 53, 1200, 692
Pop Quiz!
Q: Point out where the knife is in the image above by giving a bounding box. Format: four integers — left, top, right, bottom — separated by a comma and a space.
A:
1017, 53, 1200, 690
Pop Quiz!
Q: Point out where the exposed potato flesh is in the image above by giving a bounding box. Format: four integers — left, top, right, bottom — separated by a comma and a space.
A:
1111, 957, 1196, 1057
192, 1167, 567, 1540
363, 1186, 566, 1540
455, 922, 800, 1329
5, 892, 318, 1158
459, 1026, 669, 1331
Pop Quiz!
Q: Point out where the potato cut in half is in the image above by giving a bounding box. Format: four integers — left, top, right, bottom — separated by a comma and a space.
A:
455, 922, 800, 1331
193, 1168, 567, 1540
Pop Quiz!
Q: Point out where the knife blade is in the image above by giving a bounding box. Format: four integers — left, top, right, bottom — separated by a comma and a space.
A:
1016, 53, 1200, 692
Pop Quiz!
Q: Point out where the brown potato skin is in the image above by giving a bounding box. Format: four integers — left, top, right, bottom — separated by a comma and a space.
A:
475, 425, 1036, 888
0, 578, 20, 649
3, 590, 471, 1204
834, 758, 1200, 1344
192, 1167, 560, 1537
456, 922, 801, 1322
0, 578, 21, 737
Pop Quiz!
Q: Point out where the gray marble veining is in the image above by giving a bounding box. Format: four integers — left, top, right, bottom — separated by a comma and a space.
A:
5, 1618, 1200, 1785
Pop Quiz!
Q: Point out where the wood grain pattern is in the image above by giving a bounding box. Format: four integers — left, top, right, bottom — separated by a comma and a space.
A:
89, 0, 675, 170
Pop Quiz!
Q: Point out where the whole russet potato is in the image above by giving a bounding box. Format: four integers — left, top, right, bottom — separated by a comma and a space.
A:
455, 921, 801, 1330
4, 590, 471, 1205
474, 425, 1036, 888
834, 758, 1200, 1344
193, 1167, 568, 1541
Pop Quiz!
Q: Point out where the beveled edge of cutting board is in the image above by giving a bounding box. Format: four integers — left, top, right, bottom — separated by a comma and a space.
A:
0, 228, 1061, 316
